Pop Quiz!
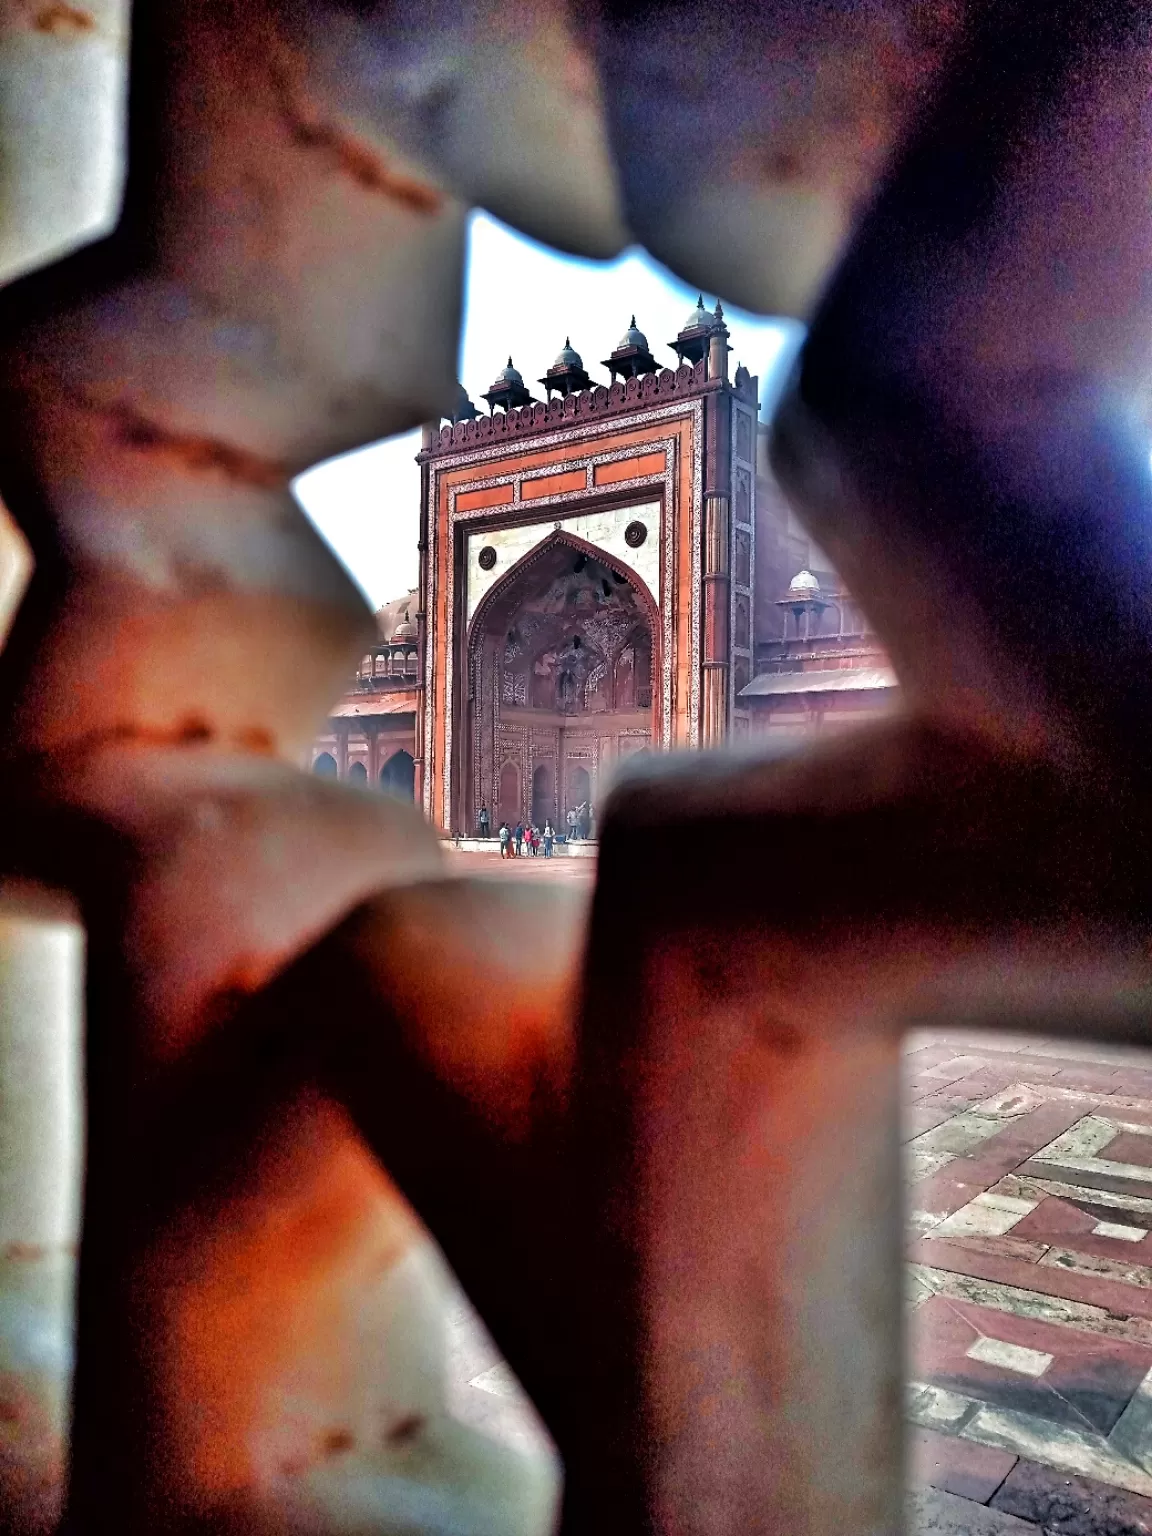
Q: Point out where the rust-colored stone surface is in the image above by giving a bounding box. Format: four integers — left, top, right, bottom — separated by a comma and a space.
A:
0, 0, 1147, 1533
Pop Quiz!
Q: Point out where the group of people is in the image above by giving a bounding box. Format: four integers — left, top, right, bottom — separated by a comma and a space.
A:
498, 818, 555, 858
477, 801, 594, 858
479, 798, 599, 860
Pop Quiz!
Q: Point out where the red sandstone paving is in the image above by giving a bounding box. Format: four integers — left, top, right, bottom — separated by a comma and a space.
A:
1012, 1196, 1152, 1263
1104, 1131, 1152, 1168
913, 1294, 1152, 1434
443, 848, 595, 881
905, 1034, 1152, 1525
910, 1233, 1152, 1318
910, 1102, 1097, 1221
910, 1425, 1018, 1503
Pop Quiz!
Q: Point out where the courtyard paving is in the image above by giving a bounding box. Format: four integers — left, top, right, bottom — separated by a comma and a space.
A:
904, 1031, 1152, 1533
443, 845, 597, 881
437, 850, 1152, 1530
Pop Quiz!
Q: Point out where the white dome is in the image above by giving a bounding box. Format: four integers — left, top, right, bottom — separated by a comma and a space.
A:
616, 316, 649, 351
681, 296, 711, 333
789, 570, 820, 594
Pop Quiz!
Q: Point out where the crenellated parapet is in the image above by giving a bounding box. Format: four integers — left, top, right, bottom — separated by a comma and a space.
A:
424, 358, 758, 457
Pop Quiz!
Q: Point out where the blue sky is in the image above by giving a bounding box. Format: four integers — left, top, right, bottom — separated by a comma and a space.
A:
294, 211, 803, 608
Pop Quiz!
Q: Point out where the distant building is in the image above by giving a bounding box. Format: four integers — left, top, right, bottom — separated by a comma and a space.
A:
742, 437, 896, 741
309, 589, 419, 800
312, 303, 896, 828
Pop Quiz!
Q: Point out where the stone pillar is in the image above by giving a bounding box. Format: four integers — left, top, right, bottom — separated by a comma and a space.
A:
414, 424, 435, 814
0, 883, 83, 1533
702, 491, 731, 747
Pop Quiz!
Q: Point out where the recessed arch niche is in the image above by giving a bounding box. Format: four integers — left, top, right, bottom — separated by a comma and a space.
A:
462, 529, 659, 834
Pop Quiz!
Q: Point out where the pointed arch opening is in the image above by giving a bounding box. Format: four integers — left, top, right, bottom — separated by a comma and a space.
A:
380, 749, 415, 801
459, 528, 660, 836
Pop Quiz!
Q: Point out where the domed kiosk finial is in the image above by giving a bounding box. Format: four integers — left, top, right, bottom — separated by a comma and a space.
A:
777, 569, 829, 622
481, 355, 534, 413
603, 314, 658, 384
670, 293, 722, 366
540, 336, 592, 398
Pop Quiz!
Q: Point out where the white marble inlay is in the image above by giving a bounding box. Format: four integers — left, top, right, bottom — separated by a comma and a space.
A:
933, 1192, 1038, 1239
1032, 1116, 1120, 1162
973, 1084, 1063, 1118
965, 1336, 1053, 1378
1093, 1220, 1148, 1242
465, 500, 661, 624
907, 1112, 1007, 1159
907, 1149, 957, 1183
905, 1381, 973, 1430
1034, 1154, 1152, 1184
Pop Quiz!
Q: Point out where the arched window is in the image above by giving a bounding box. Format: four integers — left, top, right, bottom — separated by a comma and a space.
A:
379, 750, 415, 801
532, 760, 555, 827
347, 760, 367, 785
312, 752, 337, 778
498, 760, 520, 824
568, 762, 590, 810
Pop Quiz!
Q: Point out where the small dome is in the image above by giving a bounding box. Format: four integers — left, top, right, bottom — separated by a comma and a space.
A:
498, 356, 524, 384
392, 619, 416, 641
616, 315, 649, 351
789, 570, 821, 594
682, 295, 712, 333
553, 337, 583, 370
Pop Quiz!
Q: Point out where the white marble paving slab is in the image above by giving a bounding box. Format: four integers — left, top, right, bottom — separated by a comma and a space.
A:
1032, 1116, 1120, 1162
1030, 1153, 1152, 1185
932, 1192, 1037, 1239
906, 1381, 974, 1431
1093, 1220, 1147, 1242
908, 1113, 1009, 1159
972, 1084, 1068, 1118
965, 1336, 1052, 1378
908, 1150, 958, 1183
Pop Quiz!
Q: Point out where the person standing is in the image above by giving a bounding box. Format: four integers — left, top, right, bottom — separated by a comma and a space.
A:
530, 826, 540, 856
543, 822, 554, 858
514, 821, 524, 857
566, 806, 578, 842
498, 821, 511, 859
478, 804, 490, 839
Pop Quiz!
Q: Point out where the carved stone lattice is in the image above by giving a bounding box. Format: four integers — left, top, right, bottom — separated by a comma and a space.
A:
0, 2, 1146, 1535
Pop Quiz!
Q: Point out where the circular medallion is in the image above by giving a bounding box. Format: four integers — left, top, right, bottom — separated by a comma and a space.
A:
478, 545, 497, 571
624, 520, 648, 549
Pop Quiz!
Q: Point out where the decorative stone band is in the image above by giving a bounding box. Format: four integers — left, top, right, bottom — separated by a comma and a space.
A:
423, 360, 757, 456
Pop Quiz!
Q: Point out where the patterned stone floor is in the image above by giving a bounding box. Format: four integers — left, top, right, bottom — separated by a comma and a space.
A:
441, 1003, 1152, 1531
906, 1031, 1152, 1534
